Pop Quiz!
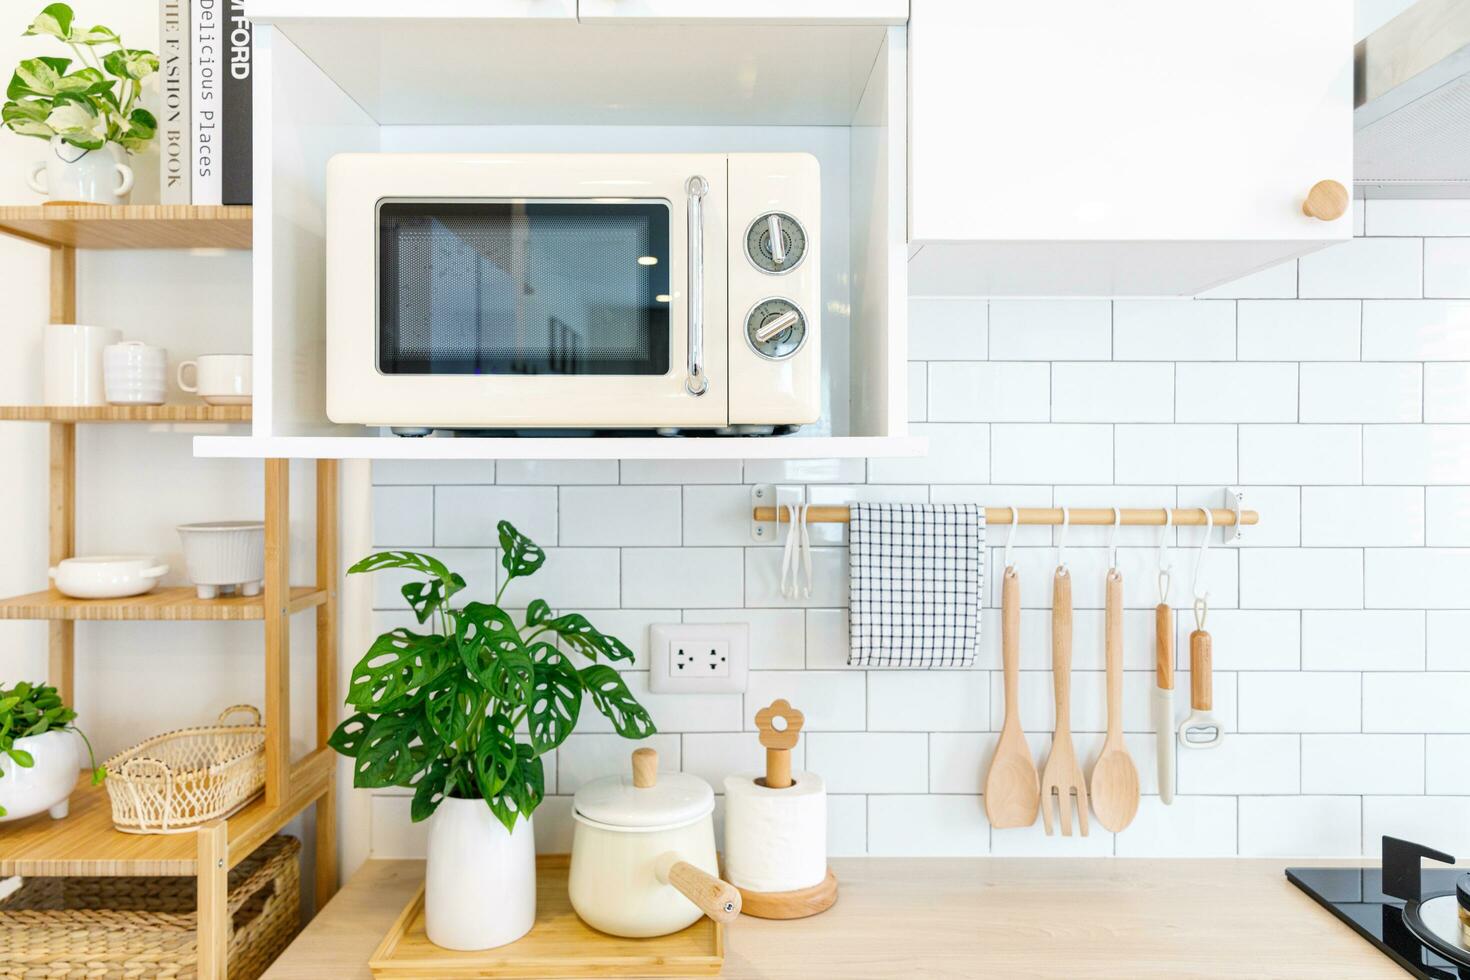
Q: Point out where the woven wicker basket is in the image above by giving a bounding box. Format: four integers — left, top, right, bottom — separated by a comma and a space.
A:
103, 705, 266, 834
0, 834, 300, 980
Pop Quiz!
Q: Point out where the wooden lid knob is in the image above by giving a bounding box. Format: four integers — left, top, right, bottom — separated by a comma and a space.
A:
1302, 180, 1349, 221
632, 747, 658, 788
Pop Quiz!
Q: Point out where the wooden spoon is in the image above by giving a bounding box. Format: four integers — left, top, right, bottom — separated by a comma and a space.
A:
984, 567, 1040, 828
1090, 569, 1140, 832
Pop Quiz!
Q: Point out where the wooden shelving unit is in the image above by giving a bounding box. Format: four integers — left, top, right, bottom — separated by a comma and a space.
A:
0, 207, 337, 980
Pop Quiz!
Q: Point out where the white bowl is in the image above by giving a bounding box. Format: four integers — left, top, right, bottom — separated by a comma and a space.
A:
49, 556, 169, 599
0, 731, 81, 822
177, 522, 266, 599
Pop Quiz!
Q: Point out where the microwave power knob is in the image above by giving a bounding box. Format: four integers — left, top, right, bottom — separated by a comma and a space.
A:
745, 212, 807, 274
745, 298, 808, 360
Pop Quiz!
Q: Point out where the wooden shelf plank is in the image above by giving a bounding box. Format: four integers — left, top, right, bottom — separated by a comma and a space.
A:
0, 404, 250, 422
0, 586, 326, 621
0, 205, 251, 250
0, 767, 330, 877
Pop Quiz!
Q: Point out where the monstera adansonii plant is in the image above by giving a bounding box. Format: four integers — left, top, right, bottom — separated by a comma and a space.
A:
329, 521, 656, 832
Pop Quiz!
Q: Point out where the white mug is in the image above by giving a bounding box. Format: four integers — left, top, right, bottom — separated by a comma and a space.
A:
45, 324, 122, 406
178, 354, 252, 405
27, 137, 134, 205
103, 341, 168, 405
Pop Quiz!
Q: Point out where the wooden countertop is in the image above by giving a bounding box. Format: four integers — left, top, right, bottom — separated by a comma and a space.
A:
265, 858, 1404, 979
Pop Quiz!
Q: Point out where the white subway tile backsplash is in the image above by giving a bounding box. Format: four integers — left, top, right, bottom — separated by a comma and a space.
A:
557, 733, 681, 793
1367, 200, 1470, 236
1301, 488, 1424, 547
433, 485, 559, 546
805, 608, 850, 668
868, 796, 990, 856
620, 548, 742, 609
1236, 672, 1360, 733
1428, 487, 1470, 545
806, 733, 928, 793
1428, 612, 1470, 670
1362, 300, 1470, 360
1114, 425, 1237, 484
498, 547, 620, 608
742, 458, 865, 484
1299, 238, 1422, 299
496, 460, 618, 485
1052, 363, 1174, 423
1238, 797, 1361, 856
1240, 550, 1362, 610
1177, 611, 1301, 671
1302, 611, 1425, 671
1362, 797, 1470, 857
560, 486, 681, 547
988, 300, 1111, 360
868, 671, 988, 732
868, 423, 989, 484
1300, 363, 1422, 423
682, 485, 763, 547
1175, 363, 1297, 423
1112, 300, 1235, 361
1425, 735, 1470, 794
744, 547, 848, 609
1114, 797, 1238, 857
682, 732, 799, 791
991, 424, 1112, 484
684, 608, 804, 669
826, 795, 868, 856
1200, 261, 1296, 299
908, 297, 987, 360
1177, 735, 1299, 795
373, 459, 496, 485
744, 671, 865, 731
1237, 301, 1359, 361
1365, 425, 1470, 484
1301, 735, 1424, 794
1424, 364, 1470, 423
620, 460, 742, 485
928, 733, 994, 794
1182, 485, 1300, 548
908, 363, 927, 422
372, 486, 434, 545
1364, 673, 1470, 733
1426, 239, 1470, 297
1366, 549, 1470, 609
928, 362, 1050, 422
1240, 425, 1362, 484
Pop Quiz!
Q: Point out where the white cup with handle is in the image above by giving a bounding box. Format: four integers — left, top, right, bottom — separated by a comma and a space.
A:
27, 137, 134, 205
177, 354, 252, 405
45, 324, 122, 405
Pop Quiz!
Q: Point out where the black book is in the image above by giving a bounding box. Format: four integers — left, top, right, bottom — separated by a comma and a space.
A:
221, 0, 252, 205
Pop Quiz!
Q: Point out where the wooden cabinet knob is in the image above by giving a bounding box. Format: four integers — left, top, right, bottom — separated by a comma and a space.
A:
1302, 180, 1349, 221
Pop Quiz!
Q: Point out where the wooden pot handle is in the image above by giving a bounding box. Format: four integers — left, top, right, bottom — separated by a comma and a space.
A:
659, 858, 742, 923
1302, 179, 1349, 221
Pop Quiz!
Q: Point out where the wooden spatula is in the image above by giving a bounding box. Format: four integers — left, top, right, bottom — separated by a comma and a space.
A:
984, 567, 1040, 828
1039, 567, 1088, 836
1090, 569, 1140, 832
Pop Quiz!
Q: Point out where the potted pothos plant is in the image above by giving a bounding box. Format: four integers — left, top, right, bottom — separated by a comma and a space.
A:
330, 521, 656, 952
0, 681, 104, 823
3, 4, 157, 204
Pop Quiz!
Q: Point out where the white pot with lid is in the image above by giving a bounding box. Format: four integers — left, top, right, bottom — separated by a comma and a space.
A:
569, 747, 742, 938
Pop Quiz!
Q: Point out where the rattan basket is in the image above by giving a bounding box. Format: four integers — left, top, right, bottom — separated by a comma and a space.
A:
103, 705, 266, 834
0, 834, 300, 980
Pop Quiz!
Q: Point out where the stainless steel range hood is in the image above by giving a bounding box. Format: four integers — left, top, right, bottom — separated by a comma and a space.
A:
1356, 0, 1470, 197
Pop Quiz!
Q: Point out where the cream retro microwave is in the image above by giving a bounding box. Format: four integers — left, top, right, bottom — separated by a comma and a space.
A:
325, 152, 821, 435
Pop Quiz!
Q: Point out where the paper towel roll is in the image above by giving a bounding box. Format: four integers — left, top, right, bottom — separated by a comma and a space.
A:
722, 771, 827, 893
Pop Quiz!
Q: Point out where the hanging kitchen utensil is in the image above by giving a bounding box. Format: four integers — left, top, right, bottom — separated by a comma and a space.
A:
984, 509, 1040, 828
1153, 508, 1177, 804
780, 502, 813, 600
1040, 510, 1088, 836
1090, 508, 1140, 832
1179, 509, 1224, 750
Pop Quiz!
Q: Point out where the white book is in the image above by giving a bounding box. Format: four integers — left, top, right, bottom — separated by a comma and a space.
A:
190, 0, 221, 205
158, 0, 190, 204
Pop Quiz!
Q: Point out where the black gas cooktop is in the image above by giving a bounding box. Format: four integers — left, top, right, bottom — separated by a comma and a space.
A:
1288, 838, 1470, 979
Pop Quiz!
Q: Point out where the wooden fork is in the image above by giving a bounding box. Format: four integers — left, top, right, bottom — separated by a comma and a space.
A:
1039, 566, 1089, 836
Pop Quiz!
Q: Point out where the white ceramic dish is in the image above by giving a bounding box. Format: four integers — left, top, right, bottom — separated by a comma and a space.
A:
176, 522, 265, 599
0, 730, 80, 822
49, 556, 168, 599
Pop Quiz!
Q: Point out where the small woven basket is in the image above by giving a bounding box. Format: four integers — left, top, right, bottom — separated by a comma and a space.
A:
103, 705, 266, 834
0, 835, 300, 980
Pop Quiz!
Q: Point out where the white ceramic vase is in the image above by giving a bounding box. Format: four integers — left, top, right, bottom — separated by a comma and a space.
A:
424, 798, 536, 951
0, 730, 80, 822
27, 137, 134, 205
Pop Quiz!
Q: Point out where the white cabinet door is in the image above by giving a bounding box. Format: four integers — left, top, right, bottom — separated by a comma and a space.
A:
908, 0, 1353, 294
578, 0, 907, 24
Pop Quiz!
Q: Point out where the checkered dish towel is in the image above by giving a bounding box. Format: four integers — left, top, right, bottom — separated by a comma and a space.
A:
848, 503, 985, 667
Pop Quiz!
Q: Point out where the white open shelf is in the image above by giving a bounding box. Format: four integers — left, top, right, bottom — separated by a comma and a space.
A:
200, 11, 916, 461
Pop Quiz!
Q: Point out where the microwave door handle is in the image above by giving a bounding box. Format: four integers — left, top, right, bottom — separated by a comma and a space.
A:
684, 175, 709, 397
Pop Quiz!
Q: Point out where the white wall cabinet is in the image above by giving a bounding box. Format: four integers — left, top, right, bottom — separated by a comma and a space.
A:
907, 0, 1355, 296
577, 1, 907, 24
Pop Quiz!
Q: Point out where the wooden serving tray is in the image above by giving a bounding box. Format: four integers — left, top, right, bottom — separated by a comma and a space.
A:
369, 855, 724, 978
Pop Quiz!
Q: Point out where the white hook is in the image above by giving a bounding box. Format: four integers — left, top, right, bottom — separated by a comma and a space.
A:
1158, 507, 1174, 603
1003, 506, 1020, 571
1056, 507, 1070, 572
1106, 506, 1122, 571
1191, 507, 1214, 603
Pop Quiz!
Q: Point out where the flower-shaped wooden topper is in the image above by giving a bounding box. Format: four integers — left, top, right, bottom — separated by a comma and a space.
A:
754, 699, 804, 789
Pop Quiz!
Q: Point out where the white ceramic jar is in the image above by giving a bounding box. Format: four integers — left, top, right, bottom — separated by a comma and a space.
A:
44, 324, 122, 406
49, 556, 169, 599
27, 137, 134, 205
424, 798, 536, 951
103, 341, 168, 405
176, 522, 266, 599
569, 748, 741, 938
0, 730, 81, 822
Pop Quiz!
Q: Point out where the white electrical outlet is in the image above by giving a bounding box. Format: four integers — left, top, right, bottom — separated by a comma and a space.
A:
649, 623, 749, 694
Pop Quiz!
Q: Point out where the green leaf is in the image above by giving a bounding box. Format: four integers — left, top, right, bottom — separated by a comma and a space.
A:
327, 712, 373, 758
524, 598, 551, 628
422, 670, 477, 747
543, 612, 635, 664
580, 665, 657, 739
410, 755, 452, 822
527, 643, 580, 755
487, 747, 544, 833
117, 107, 155, 152
497, 521, 545, 582
346, 628, 446, 711
349, 551, 466, 623
401, 573, 465, 624
352, 713, 425, 789
472, 713, 517, 801
53, 67, 105, 95
102, 48, 158, 82
24, 4, 74, 41
349, 550, 455, 581
455, 602, 533, 705
73, 24, 122, 46
6, 748, 35, 768
46, 100, 105, 149
11, 57, 68, 99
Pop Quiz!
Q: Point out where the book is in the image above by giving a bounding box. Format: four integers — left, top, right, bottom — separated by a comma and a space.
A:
158, 0, 190, 204
221, 0, 252, 205
191, 0, 221, 205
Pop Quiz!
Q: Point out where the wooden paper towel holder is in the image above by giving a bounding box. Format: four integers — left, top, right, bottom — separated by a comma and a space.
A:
734, 699, 839, 920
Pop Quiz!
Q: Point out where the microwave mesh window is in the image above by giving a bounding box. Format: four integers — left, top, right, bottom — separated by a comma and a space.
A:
377, 201, 672, 376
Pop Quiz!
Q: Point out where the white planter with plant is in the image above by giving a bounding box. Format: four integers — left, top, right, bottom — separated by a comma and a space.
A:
0, 682, 104, 823
2, 3, 157, 204
330, 522, 657, 951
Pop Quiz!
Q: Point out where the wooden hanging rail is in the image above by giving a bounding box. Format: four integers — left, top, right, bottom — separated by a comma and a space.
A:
752, 506, 1258, 526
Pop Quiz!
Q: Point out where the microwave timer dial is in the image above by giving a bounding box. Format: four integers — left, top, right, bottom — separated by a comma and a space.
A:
745, 212, 808, 274
745, 298, 808, 360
